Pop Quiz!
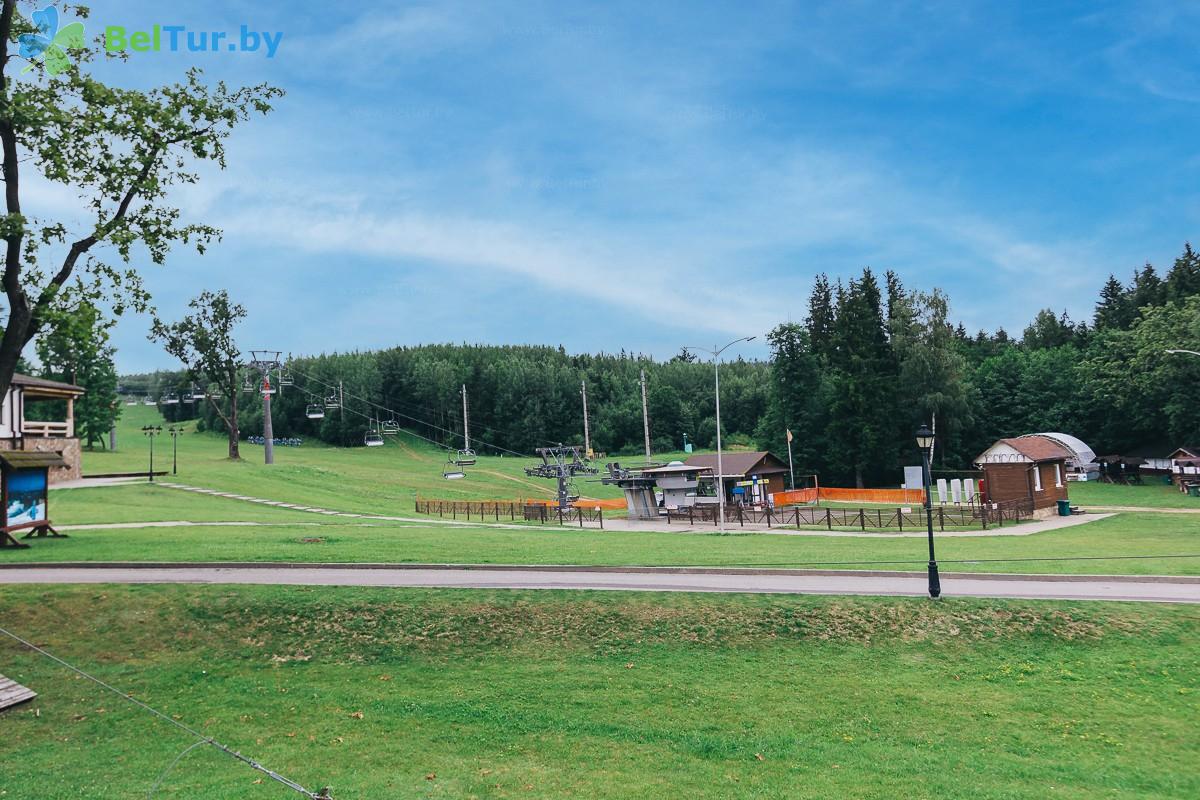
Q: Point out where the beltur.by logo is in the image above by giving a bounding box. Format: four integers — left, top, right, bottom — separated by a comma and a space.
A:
105, 23, 283, 58
19, 5, 85, 75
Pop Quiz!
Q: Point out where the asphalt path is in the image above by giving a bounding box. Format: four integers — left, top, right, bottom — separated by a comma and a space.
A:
1, 564, 1196, 603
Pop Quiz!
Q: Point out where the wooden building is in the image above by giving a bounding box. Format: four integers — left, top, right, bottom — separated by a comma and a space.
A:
683, 451, 789, 506
0, 373, 85, 484
974, 435, 1071, 515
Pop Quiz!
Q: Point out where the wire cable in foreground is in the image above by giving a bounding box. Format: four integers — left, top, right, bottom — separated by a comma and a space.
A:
0, 624, 333, 799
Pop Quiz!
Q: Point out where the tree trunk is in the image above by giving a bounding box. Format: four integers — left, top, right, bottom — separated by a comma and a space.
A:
228, 387, 240, 460
0, 305, 31, 407
855, 465, 864, 489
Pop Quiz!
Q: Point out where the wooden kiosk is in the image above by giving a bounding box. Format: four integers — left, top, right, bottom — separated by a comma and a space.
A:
0, 451, 66, 548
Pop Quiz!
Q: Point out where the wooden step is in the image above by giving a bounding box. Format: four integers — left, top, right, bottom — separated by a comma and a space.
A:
0, 673, 37, 711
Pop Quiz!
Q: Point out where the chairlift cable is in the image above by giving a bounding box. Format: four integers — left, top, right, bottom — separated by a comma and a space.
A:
0, 624, 332, 799
289, 368, 533, 458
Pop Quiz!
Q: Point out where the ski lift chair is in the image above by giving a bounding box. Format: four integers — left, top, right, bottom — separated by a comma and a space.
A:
455, 448, 477, 467
363, 428, 385, 446
278, 368, 294, 386
182, 390, 194, 403
142, 396, 155, 406
306, 403, 326, 420
324, 394, 340, 409
381, 418, 400, 435
162, 392, 180, 405
442, 458, 466, 480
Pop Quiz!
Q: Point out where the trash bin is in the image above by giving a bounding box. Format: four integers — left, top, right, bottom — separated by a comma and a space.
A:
1189, 485, 1200, 498
1057, 499, 1071, 516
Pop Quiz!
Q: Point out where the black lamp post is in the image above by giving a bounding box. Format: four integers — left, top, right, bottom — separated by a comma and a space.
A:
167, 426, 183, 475
142, 425, 162, 482
916, 424, 942, 599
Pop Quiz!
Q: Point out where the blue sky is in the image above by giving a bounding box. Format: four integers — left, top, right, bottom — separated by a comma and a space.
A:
26, 1, 1200, 371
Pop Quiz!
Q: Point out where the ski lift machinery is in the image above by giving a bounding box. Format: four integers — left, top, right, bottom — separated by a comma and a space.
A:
524, 445, 598, 510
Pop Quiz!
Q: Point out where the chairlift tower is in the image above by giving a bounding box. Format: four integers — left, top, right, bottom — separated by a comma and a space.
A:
247, 350, 283, 465
524, 445, 598, 511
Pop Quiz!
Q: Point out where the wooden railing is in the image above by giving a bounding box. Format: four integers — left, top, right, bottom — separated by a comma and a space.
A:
22, 420, 71, 437
414, 498, 605, 528
664, 498, 1035, 530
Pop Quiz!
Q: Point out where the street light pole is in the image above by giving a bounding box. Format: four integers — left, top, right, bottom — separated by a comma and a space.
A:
142, 425, 162, 482
916, 423, 941, 599
168, 426, 182, 475
686, 336, 757, 533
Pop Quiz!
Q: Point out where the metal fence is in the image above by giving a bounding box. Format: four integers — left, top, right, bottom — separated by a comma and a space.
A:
663, 499, 1034, 530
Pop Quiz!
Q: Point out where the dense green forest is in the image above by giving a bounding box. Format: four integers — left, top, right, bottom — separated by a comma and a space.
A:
130, 243, 1200, 487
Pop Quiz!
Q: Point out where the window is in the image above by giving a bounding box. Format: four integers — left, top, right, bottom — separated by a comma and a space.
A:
1034, 465, 1043, 492
1054, 463, 1062, 488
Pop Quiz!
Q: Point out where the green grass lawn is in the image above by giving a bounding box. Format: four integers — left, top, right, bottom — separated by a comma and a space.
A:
50, 484, 342, 525
85, 405, 625, 513
1069, 480, 1200, 510
0, 585, 1195, 799
11, 487, 1200, 575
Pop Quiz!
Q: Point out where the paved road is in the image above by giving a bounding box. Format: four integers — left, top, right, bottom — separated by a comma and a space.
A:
1, 564, 1196, 603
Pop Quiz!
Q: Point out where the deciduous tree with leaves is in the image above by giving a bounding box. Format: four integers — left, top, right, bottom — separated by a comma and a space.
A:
35, 291, 117, 447
0, 1, 281, 406
150, 290, 245, 460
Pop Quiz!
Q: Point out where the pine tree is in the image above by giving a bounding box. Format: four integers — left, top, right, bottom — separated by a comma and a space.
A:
1130, 262, 1164, 311
1094, 274, 1133, 330
1165, 243, 1200, 302
827, 268, 897, 487
805, 273, 835, 362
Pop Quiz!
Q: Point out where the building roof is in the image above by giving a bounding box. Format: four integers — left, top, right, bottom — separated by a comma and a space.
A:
1170, 446, 1200, 459
10, 373, 84, 396
976, 436, 1073, 464
1021, 433, 1096, 467
0, 451, 66, 469
683, 451, 789, 478
639, 463, 711, 476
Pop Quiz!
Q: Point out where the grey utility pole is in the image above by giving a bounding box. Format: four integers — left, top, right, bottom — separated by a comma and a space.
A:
580, 380, 591, 457
248, 350, 284, 465
640, 369, 651, 463
461, 384, 471, 451
685, 336, 757, 533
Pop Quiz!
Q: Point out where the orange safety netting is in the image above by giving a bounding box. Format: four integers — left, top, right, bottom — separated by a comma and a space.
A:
417, 496, 628, 510
772, 487, 926, 506
522, 498, 628, 510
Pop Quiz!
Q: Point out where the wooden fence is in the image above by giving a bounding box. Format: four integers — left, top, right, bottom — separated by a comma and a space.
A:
415, 498, 604, 528
664, 498, 1033, 530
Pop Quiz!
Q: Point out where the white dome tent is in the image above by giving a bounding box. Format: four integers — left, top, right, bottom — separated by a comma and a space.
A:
1018, 433, 1099, 481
